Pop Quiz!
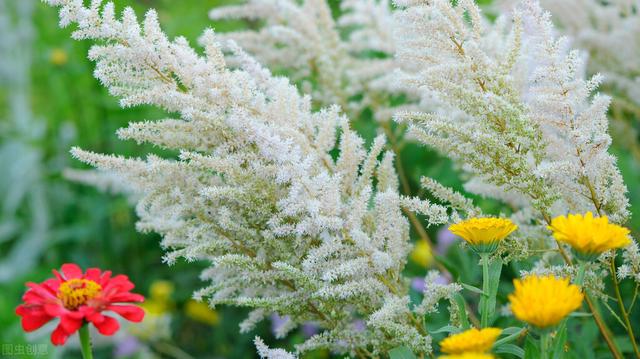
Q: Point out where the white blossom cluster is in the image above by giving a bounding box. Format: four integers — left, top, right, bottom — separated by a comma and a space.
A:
208, 0, 417, 122
42, 0, 640, 356
43, 0, 457, 356
500, 0, 640, 109
393, 0, 630, 252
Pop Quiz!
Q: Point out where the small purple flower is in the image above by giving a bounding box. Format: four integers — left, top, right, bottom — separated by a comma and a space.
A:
352, 319, 366, 332
271, 313, 290, 336
114, 336, 141, 358
436, 227, 457, 255
411, 277, 426, 292
435, 273, 452, 285
301, 322, 320, 338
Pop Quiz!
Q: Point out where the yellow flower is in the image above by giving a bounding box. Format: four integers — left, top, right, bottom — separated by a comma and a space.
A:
548, 212, 631, 257
150, 280, 174, 301
411, 239, 434, 267
50, 48, 68, 66
508, 275, 584, 329
439, 354, 495, 359
449, 217, 517, 253
143, 280, 175, 314
185, 299, 219, 326
439, 327, 501, 354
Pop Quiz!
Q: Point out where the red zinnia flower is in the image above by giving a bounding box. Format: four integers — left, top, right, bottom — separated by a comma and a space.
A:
16, 263, 145, 345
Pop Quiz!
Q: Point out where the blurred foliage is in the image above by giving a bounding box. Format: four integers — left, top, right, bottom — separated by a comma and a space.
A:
1, 0, 639, 358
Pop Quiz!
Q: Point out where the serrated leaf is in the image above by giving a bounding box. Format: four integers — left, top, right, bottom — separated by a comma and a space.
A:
388, 346, 417, 359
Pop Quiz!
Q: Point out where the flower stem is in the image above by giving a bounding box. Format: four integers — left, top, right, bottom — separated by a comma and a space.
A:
540, 331, 550, 359
78, 325, 94, 359
609, 253, 640, 358
575, 261, 586, 286
480, 253, 490, 328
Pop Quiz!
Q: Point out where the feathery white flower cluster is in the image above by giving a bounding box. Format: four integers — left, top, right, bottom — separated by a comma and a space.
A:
393, 0, 629, 238
209, 0, 413, 122
501, 0, 640, 109
44, 0, 454, 356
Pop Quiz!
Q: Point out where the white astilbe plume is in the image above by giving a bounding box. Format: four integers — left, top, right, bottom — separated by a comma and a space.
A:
498, 0, 640, 109
393, 0, 629, 228
255, 337, 297, 359
43, 0, 453, 355
209, 0, 417, 122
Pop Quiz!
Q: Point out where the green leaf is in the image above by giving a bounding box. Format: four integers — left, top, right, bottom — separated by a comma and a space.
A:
461, 282, 485, 295
552, 323, 568, 359
501, 327, 525, 336
524, 336, 541, 359
388, 346, 417, 359
494, 327, 525, 347
430, 325, 460, 334
479, 257, 502, 325
452, 293, 471, 330
568, 312, 592, 317
495, 344, 525, 358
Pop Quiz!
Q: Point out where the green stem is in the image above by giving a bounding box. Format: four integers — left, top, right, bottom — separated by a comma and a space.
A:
480, 253, 490, 328
540, 332, 551, 359
78, 324, 94, 359
609, 254, 640, 358
575, 261, 586, 287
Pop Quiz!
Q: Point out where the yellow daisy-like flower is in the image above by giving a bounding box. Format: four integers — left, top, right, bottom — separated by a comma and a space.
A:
185, 299, 220, 326
439, 327, 501, 354
439, 354, 495, 359
50, 48, 68, 66
508, 275, 584, 329
410, 239, 434, 267
449, 217, 517, 253
548, 212, 631, 258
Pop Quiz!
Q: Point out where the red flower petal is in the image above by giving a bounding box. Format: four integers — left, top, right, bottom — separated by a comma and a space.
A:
108, 305, 145, 322
16, 306, 53, 332
61, 263, 83, 279
84, 268, 102, 281
60, 315, 83, 334
107, 292, 145, 303
43, 303, 66, 317
93, 315, 119, 336
51, 325, 69, 346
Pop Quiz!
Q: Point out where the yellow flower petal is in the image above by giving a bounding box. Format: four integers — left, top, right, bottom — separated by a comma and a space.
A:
548, 212, 631, 255
439, 354, 495, 359
508, 274, 584, 329
449, 218, 517, 252
439, 327, 501, 354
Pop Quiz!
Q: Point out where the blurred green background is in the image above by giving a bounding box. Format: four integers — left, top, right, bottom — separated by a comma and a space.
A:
1, 0, 639, 358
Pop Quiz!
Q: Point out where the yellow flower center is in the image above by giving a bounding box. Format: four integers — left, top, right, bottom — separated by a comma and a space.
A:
57, 278, 102, 309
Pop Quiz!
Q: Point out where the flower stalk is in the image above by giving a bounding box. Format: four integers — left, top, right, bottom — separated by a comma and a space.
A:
480, 253, 491, 328
78, 325, 94, 359
610, 253, 640, 358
